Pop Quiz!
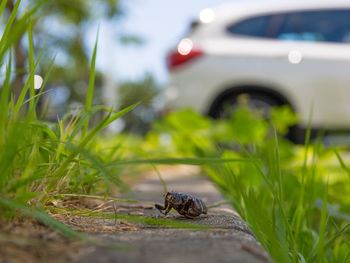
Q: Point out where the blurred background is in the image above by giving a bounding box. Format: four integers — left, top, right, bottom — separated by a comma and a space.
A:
3, 0, 350, 141
2, 0, 228, 133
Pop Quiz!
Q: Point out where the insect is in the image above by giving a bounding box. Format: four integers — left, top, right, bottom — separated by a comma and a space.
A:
155, 191, 207, 218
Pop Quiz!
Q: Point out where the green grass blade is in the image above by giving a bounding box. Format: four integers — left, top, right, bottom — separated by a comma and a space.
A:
13, 47, 44, 115
83, 28, 99, 136
0, 51, 12, 128
292, 107, 314, 254
0, 0, 21, 55
334, 149, 350, 180
65, 142, 126, 188
49, 104, 138, 185
0, 0, 43, 63
36, 54, 56, 118
27, 19, 36, 119
0, 0, 7, 18
108, 157, 253, 166
80, 103, 139, 149
315, 185, 329, 262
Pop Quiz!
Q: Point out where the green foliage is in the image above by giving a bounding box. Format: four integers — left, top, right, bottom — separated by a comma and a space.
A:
271, 105, 299, 135
145, 107, 350, 262
4, 0, 123, 105
150, 106, 297, 154
217, 107, 269, 144
152, 109, 214, 156
0, 2, 137, 237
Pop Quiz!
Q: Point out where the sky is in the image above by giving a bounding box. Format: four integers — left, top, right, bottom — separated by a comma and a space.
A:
89, 0, 231, 84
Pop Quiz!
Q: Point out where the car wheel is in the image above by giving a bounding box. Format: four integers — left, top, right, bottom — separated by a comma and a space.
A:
210, 92, 307, 143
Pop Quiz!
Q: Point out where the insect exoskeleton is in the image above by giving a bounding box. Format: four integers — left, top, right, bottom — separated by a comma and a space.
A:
155, 191, 207, 218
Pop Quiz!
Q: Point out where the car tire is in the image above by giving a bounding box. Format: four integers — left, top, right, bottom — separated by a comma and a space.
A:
209, 92, 306, 143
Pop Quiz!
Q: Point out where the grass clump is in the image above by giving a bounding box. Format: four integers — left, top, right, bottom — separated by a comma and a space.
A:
0, 1, 137, 234
147, 108, 350, 262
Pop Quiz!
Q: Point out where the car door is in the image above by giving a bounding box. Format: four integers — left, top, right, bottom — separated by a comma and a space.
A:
221, 8, 350, 128
270, 9, 350, 128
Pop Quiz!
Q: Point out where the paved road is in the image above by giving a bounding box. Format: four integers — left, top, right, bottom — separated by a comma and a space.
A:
76, 166, 268, 263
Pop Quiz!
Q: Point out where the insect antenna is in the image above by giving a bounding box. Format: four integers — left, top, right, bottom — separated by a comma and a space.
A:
151, 164, 168, 194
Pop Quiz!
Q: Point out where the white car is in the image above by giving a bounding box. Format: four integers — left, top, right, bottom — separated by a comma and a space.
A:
165, 0, 350, 142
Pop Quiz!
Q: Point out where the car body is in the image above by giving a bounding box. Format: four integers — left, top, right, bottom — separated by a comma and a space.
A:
164, 0, 350, 140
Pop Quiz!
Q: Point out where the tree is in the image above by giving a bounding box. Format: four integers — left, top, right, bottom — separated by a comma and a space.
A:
4, 0, 122, 104
118, 74, 159, 134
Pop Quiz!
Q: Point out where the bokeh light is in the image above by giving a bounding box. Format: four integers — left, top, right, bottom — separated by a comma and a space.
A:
34, 75, 43, 90
177, 38, 193, 55
199, 8, 215, 24
288, 50, 303, 64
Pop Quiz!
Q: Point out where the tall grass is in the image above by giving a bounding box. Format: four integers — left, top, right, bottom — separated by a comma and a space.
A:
0, 1, 137, 228
149, 108, 350, 262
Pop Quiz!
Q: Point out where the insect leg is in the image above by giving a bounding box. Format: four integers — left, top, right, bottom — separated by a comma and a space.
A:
155, 204, 165, 214
200, 199, 207, 214
155, 198, 170, 214
163, 202, 173, 215
187, 198, 204, 217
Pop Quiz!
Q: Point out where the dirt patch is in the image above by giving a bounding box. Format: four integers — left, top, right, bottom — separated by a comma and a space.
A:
0, 200, 141, 263
51, 214, 138, 233
0, 219, 86, 263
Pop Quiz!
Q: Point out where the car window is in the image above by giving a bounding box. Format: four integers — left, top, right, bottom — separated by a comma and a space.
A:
277, 10, 350, 44
227, 15, 272, 38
